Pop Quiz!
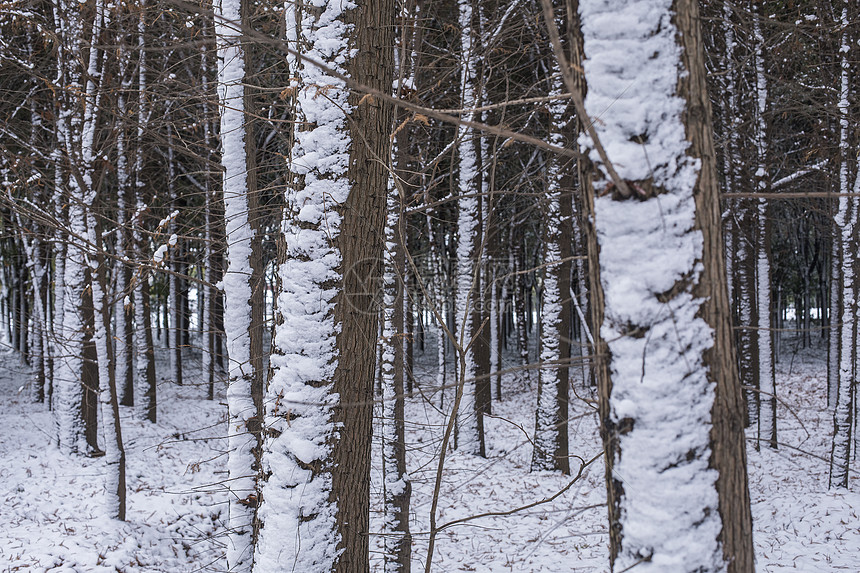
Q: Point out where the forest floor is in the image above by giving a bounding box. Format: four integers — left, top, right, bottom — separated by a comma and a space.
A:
0, 329, 858, 572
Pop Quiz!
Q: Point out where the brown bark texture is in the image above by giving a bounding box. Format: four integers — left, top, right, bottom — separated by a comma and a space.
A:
331, 0, 395, 569
579, 0, 755, 569
676, 1, 755, 568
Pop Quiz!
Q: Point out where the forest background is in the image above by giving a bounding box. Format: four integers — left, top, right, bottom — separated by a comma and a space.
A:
0, 0, 858, 571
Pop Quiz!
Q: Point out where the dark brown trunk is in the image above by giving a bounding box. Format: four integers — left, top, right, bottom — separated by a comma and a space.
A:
82, 270, 100, 454
331, 0, 394, 568
676, 1, 755, 567
142, 271, 157, 423
242, 0, 266, 459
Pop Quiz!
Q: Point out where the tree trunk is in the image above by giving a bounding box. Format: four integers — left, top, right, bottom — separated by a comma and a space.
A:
380, 181, 411, 573
132, 0, 157, 423
215, 0, 264, 566
752, 5, 776, 450
253, 0, 394, 569
115, 47, 134, 407
829, 0, 857, 489
574, 0, 754, 569
532, 61, 570, 475
453, 0, 485, 457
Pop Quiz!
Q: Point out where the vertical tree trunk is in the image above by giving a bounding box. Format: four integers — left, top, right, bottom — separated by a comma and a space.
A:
133, 0, 156, 422
215, 0, 262, 566
115, 47, 134, 407
81, 270, 100, 453
166, 115, 183, 386
52, 0, 90, 455
453, 0, 485, 457
829, 0, 857, 489
532, 62, 569, 475
201, 23, 217, 401
254, 0, 394, 570
752, 4, 776, 450
572, 0, 754, 569
380, 181, 411, 573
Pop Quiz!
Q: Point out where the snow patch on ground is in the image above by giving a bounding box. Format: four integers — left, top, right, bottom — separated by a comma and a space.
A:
0, 331, 858, 571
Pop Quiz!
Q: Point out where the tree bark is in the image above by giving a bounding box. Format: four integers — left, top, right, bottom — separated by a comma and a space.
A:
573, 0, 754, 569
215, 0, 264, 565
253, 0, 394, 570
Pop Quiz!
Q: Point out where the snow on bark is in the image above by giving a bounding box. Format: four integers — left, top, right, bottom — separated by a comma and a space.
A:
215, 0, 257, 567
115, 51, 133, 407
489, 265, 499, 396
86, 161, 128, 522
52, 0, 88, 455
202, 40, 216, 400
55, 191, 87, 451
380, 184, 411, 572
829, 2, 856, 489
720, 1, 738, 307
752, 7, 776, 449
580, 0, 723, 569
253, 0, 352, 569
830, 183, 857, 488
427, 212, 448, 403
532, 72, 567, 473
736, 218, 758, 424
166, 117, 183, 386
51, 160, 66, 411
454, 0, 481, 455
90, 229, 127, 521
133, 0, 156, 423
829, 228, 840, 409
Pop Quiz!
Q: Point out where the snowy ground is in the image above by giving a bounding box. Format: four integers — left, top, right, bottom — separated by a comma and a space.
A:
0, 329, 858, 572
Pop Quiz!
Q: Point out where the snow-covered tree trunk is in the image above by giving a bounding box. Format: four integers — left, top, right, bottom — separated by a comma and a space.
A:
380, 183, 411, 573
489, 263, 499, 398
133, 0, 156, 422
720, 1, 738, 301
54, 215, 86, 450
52, 0, 89, 455
30, 249, 46, 402
50, 151, 67, 411
78, 0, 126, 507
829, 1, 856, 489
577, 0, 754, 570
453, 0, 484, 457
90, 224, 127, 520
752, 5, 776, 450
166, 114, 183, 386
427, 212, 448, 405
735, 200, 758, 424
214, 0, 260, 566
201, 34, 216, 401
717, 0, 759, 424
254, 0, 393, 569
115, 48, 133, 407
15, 262, 29, 361
829, 229, 840, 409
532, 65, 569, 474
